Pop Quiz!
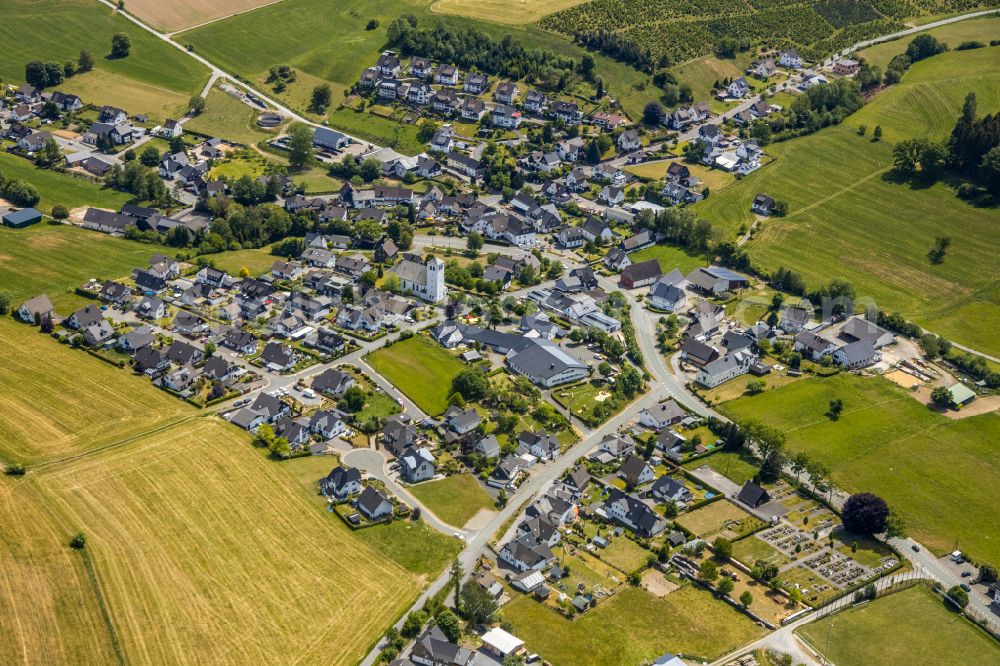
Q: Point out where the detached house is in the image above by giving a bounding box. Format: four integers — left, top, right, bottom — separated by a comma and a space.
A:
550, 100, 582, 124
726, 77, 750, 99
603, 488, 666, 537
399, 447, 436, 483
619, 260, 662, 289
639, 399, 686, 431
464, 72, 488, 94
435, 64, 459, 86
778, 49, 802, 68
794, 330, 837, 361
617, 129, 641, 152
321, 466, 362, 500
356, 486, 393, 520
494, 81, 519, 104
311, 368, 355, 397
620, 455, 655, 487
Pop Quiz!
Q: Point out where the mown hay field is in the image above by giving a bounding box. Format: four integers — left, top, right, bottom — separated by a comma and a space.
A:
0, 476, 117, 665
31, 418, 428, 665
0, 318, 192, 467
429, 0, 588, 24
125, 0, 281, 32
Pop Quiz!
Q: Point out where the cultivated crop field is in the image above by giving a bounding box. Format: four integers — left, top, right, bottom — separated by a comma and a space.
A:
0, 319, 192, 467
0, 0, 208, 122
31, 418, 425, 665
798, 585, 1000, 666
504, 585, 764, 664
429, 0, 588, 24
125, 0, 281, 32
0, 476, 117, 665
366, 335, 466, 415
721, 374, 1000, 565
0, 224, 174, 314
407, 474, 494, 527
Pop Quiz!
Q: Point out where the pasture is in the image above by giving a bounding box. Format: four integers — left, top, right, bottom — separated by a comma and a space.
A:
0, 0, 208, 122
0, 319, 192, 467
126, 0, 281, 32
366, 335, 466, 416
429, 0, 587, 24
504, 585, 764, 664
857, 14, 1000, 69
720, 374, 1000, 565
0, 476, 117, 665
407, 474, 494, 528
0, 223, 173, 314
0, 153, 131, 214
798, 585, 1000, 666
696, 122, 1000, 356
32, 418, 429, 665
848, 46, 1000, 143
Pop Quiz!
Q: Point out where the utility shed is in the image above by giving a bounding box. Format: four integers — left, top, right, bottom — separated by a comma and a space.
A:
2, 207, 42, 228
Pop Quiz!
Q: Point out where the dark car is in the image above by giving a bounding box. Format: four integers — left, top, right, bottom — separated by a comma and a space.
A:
960, 583, 972, 592
961, 571, 972, 578
911, 544, 920, 552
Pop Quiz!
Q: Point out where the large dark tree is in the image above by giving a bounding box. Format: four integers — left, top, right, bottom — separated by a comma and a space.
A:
643, 101, 665, 126
841, 493, 889, 535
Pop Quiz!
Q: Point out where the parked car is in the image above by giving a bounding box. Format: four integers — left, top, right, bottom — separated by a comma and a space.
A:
961, 571, 972, 578
911, 545, 920, 552
960, 583, 972, 592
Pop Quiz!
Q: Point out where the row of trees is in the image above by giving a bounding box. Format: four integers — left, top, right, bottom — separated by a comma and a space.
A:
386, 16, 578, 85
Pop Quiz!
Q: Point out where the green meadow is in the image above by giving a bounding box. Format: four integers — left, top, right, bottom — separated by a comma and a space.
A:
721, 374, 1000, 566
0, 0, 209, 121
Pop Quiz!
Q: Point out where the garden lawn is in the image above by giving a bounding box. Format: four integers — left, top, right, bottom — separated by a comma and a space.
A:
31, 418, 436, 666
505, 585, 764, 665
684, 450, 761, 486
0, 0, 208, 122
208, 245, 280, 277
366, 335, 465, 415
798, 585, 1000, 666
676, 500, 763, 540
732, 535, 791, 568
697, 122, 1000, 357
598, 537, 652, 574
186, 88, 281, 145
408, 474, 494, 528
720, 374, 1000, 565
352, 519, 461, 578
0, 153, 131, 213
629, 243, 707, 275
